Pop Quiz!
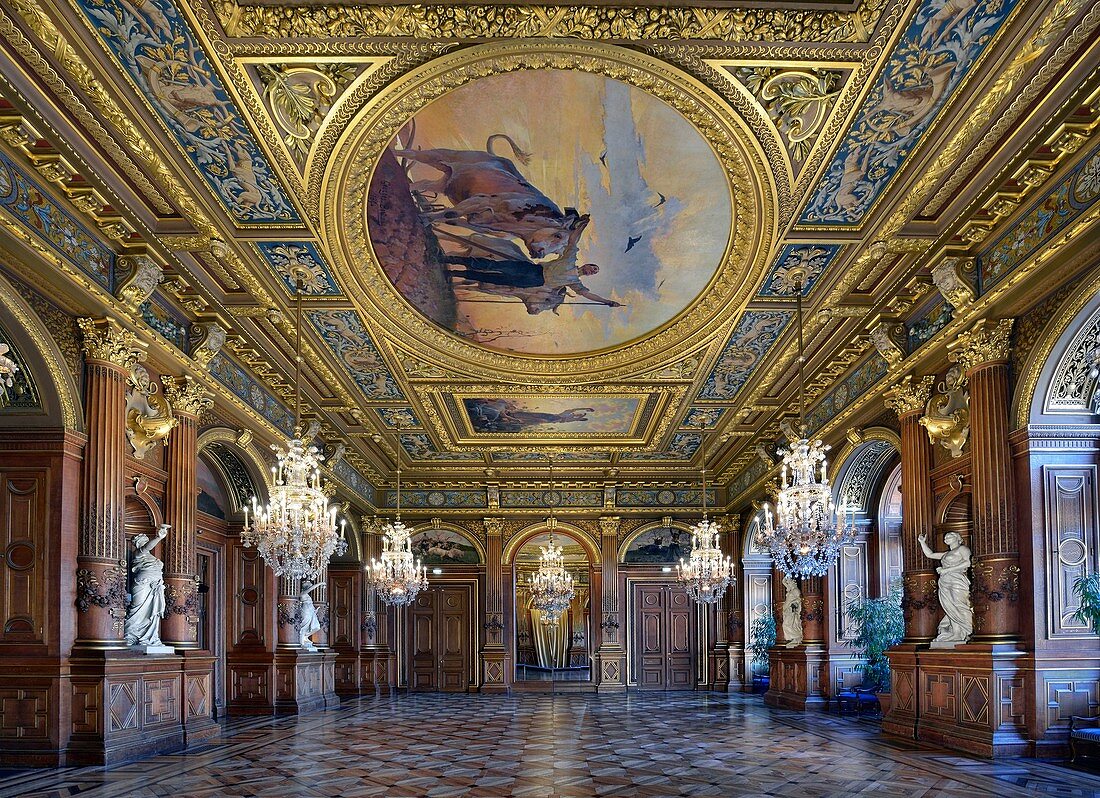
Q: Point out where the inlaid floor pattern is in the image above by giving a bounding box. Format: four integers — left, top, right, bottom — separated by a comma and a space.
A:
3, 693, 1100, 797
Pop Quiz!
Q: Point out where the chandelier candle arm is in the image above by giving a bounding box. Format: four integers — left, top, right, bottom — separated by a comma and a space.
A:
368, 426, 428, 606
241, 278, 346, 579
678, 433, 735, 604
756, 279, 856, 578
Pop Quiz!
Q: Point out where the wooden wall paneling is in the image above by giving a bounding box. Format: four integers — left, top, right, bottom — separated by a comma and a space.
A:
328, 567, 361, 695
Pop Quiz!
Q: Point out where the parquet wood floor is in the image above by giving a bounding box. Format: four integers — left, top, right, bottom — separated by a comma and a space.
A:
2, 693, 1099, 797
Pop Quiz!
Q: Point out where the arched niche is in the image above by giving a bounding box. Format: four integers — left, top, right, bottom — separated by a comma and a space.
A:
1014, 277, 1100, 427
196, 429, 269, 513
741, 515, 770, 563
619, 518, 694, 565
509, 522, 595, 684
408, 522, 484, 566
830, 429, 901, 516
502, 520, 600, 566
0, 271, 82, 431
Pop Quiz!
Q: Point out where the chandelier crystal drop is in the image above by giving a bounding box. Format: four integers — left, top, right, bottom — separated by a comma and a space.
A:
243, 279, 345, 580
528, 459, 575, 624
368, 431, 428, 606
757, 277, 856, 578
678, 440, 734, 604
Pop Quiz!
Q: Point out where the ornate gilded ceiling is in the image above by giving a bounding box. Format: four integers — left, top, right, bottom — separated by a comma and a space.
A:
0, 0, 1097, 511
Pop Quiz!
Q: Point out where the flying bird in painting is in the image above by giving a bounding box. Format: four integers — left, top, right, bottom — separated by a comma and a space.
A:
599, 150, 607, 167
653, 193, 666, 207
624, 235, 642, 253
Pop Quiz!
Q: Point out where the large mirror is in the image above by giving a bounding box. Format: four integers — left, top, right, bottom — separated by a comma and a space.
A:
513, 530, 592, 683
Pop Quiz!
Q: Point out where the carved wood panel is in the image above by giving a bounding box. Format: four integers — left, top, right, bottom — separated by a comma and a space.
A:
834, 542, 867, 643
0, 470, 48, 643
0, 687, 50, 740
1044, 466, 1098, 638
233, 545, 266, 646
329, 572, 358, 647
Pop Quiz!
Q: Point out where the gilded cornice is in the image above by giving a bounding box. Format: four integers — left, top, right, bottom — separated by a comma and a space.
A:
78, 317, 146, 371
3, 0, 217, 234
215, 0, 891, 43
948, 318, 1015, 371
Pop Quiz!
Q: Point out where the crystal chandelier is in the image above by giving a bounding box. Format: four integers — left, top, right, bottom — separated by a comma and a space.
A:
758, 279, 855, 578
243, 278, 346, 580
367, 429, 428, 606
529, 459, 575, 624
678, 437, 734, 604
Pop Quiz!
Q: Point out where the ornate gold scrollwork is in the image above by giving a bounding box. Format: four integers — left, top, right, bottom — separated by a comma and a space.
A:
919, 366, 970, 458
883, 374, 935, 418
115, 254, 163, 312
125, 365, 177, 460
948, 318, 1015, 371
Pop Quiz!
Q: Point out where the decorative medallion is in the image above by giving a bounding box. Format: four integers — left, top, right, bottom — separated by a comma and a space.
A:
325, 42, 772, 381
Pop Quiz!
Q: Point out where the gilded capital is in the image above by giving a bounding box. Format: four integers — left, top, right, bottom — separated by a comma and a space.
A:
78, 317, 146, 371
948, 318, 1014, 371
161, 375, 213, 417
483, 517, 504, 538
883, 374, 935, 417
598, 516, 620, 538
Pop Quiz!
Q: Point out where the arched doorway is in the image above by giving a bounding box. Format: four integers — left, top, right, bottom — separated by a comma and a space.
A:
512, 527, 594, 686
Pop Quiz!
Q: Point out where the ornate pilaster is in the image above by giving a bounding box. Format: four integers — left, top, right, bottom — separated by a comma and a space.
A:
76, 318, 146, 648
595, 515, 626, 691
884, 374, 938, 642
948, 318, 1019, 641
480, 517, 507, 691
160, 376, 211, 647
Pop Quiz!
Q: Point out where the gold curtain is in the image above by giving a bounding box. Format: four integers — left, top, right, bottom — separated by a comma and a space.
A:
530, 607, 569, 668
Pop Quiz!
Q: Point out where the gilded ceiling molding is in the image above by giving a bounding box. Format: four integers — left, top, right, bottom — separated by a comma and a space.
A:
2, 1, 216, 233
216, 0, 891, 43
326, 42, 774, 384
115, 254, 163, 313
919, 0, 1100, 217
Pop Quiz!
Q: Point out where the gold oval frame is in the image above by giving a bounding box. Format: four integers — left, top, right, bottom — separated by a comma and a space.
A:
322, 41, 776, 382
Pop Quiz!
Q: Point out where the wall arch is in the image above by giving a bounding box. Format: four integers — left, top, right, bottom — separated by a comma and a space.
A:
832, 433, 901, 516
503, 521, 600, 566
1014, 277, 1100, 427
408, 520, 485, 565
0, 271, 82, 431
197, 428, 269, 511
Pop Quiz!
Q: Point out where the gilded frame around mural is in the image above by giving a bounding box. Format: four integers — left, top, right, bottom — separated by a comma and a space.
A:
321, 41, 775, 384
416, 382, 688, 450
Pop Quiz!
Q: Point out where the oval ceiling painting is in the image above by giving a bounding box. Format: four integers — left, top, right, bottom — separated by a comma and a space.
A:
366, 69, 732, 357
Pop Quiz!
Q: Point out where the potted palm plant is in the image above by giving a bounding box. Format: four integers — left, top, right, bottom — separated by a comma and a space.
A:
1072, 575, 1100, 630
846, 590, 904, 714
747, 612, 776, 692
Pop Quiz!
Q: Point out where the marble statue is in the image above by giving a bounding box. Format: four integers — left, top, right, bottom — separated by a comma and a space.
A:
298, 579, 323, 651
781, 574, 803, 648
124, 524, 173, 652
919, 531, 973, 648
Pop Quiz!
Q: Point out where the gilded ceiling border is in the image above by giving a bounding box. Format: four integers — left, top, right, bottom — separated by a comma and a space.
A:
214, 0, 891, 44
414, 383, 689, 451
323, 41, 775, 383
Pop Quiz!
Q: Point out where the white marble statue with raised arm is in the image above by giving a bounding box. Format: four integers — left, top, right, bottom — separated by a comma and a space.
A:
781, 574, 803, 648
298, 579, 323, 651
918, 531, 973, 648
124, 524, 173, 652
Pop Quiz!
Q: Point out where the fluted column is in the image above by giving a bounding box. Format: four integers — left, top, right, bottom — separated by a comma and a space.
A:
948, 318, 1019, 641
160, 376, 211, 647
75, 318, 146, 649
481, 517, 507, 690
884, 374, 938, 642
595, 516, 626, 691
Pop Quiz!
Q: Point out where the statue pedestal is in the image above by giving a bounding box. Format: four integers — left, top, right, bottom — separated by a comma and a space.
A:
68, 649, 188, 765
914, 642, 1028, 757
273, 648, 340, 715
764, 644, 827, 710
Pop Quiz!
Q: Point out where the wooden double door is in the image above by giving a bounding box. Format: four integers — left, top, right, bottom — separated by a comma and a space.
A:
634, 583, 696, 690
407, 585, 471, 692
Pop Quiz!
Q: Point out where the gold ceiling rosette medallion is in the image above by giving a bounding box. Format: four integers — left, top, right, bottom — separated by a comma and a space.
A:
322, 41, 775, 384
